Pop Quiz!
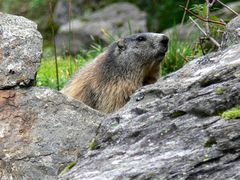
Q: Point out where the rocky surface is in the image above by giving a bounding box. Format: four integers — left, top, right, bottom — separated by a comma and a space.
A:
222, 15, 240, 48
0, 13, 104, 180
62, 44, 240, 179
0, 12, 42, 89
55, 2, 147, 54
0, 88, 104, 179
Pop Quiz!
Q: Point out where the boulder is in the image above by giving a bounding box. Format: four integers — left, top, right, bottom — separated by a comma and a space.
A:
0, 13, 105, 179
0, 88, 104, 179
55, 2, 147, 54
0, 12, 42, 89
53, 0, 90, 26
221, 15, 240, 48
62, 44, 240, 179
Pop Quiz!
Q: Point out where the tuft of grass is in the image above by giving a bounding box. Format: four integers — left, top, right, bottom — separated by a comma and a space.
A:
215, 87, 225, 95
221, 106, 240, 120
37, 56, 85, 89
204, 137, 217, 148
161, 31, 202, 76
170, 111, 186, 118
89, 138, 98, 150
59, 161, 77, 176
37, 44, 104, 90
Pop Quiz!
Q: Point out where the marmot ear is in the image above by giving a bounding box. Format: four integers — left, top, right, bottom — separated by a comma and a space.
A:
117, 38, 126, 50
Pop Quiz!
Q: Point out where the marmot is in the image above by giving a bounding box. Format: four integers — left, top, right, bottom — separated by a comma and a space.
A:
61, 33, 168, 113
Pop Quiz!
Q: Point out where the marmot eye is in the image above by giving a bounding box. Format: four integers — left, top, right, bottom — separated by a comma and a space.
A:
136, 36, 146, 42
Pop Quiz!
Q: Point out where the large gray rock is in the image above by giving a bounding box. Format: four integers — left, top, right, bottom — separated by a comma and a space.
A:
55, 2, 147, 54
221, 15, 240, 48
0, 12, 42, 89
0, 87, 104, 179
0, 13, 105, 179
62, 44, 240, 179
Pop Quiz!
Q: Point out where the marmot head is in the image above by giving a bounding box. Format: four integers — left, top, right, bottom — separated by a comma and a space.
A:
109, 33, 168, 69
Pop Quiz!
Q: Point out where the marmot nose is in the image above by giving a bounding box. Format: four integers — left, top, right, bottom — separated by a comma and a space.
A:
160, 35, 169, 46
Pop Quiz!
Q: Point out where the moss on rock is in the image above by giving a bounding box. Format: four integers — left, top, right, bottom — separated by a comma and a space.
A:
221, 106, 240, 120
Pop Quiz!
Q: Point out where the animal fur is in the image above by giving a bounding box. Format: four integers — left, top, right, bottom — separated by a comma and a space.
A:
61, 33, 168, 113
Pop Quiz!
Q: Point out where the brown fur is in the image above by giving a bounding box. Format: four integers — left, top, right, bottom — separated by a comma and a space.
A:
61, 33, 168, 113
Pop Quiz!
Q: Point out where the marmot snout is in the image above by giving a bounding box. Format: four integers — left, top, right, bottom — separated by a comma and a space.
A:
61, 33, 168, 113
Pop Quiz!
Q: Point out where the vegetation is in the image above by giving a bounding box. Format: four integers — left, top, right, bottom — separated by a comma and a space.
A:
1, 0, 238, 89
215, 87, 225, 95
59, 161, 77, 176
170, 111, 187, 119
89, 138, 98, 150
161, 32, 201, 76
37, 35, 201, 90
221, 106, 240, 120
204, 137, 217, 148
1, 0, 238, 40
37, 44, 104, 89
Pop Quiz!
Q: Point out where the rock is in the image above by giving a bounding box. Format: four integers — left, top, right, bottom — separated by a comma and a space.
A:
0, 13, 105, 179
55, 19, 94, 54
221, 15, 240, 49
53, 0, 82, 25
62, 44, 240, 179
53, 0, 88, 26
0, 87, 104, 179
214, 1, 240, 21
0, 12, 42, 89
55, 2, 147, 54
163, 22, 200, 42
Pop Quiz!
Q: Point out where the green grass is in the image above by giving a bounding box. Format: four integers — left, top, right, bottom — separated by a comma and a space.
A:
37, 57, 86, 89
161, 33, 202, 76
89, 138, 98, 150
59, 161, 77, 176
37, 44, 104, 89
221, 106, 240, 120
37, 35, 202, 90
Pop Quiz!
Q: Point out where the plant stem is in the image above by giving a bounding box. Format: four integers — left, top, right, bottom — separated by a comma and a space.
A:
48, 0, 60, 90
206, 0, 210, 35
189, 17, 220, 48
217, 0, 239, 16
181, 0, 190, 26
179, 5, 226, 26
68, 0, 73, 75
